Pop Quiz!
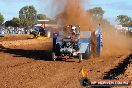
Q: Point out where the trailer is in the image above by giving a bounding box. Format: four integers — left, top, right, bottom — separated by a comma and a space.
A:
52, 24, 102, 62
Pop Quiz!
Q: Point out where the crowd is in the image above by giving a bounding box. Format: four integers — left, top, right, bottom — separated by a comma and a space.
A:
0, 26, 34, 34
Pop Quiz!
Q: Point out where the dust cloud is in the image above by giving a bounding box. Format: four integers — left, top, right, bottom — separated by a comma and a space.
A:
101, 24, 131, 57
51, 0, 98, 30
50, 0, 131, 56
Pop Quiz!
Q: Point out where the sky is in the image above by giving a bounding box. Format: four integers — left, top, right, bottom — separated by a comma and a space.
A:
0, 0, 132, 24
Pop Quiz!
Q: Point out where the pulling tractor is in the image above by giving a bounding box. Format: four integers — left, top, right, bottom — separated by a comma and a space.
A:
52, 24, 103, 62
33, 20, 51, 38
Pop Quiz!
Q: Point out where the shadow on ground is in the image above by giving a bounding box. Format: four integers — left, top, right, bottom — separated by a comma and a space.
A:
0, 45, 53, 61
0, 35, 4, 37
0, 45, 78, 62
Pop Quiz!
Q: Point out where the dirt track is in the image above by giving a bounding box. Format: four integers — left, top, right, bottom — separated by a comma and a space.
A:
0, 34, 132, 88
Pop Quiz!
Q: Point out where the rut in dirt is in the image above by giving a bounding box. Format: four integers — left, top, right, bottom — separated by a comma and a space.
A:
103, 54, 132, 79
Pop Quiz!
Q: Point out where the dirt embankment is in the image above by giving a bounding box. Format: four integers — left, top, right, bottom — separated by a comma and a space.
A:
0, 34, 33, 42
0, 35, 52, 50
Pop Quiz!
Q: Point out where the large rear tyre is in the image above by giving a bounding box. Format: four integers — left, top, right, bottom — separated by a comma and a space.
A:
55, 43, 61, 56
79, 53, 83, 63
83, 45, 91, 59
33, 32, 38, 38
52, 52, 56, 61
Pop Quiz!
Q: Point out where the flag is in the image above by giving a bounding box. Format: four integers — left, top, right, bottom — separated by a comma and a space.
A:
95, 24, 103, 56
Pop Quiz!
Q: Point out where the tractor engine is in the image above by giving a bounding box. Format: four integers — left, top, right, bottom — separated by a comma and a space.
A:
59, 39, 71, 55
59, 37, 79, 56
53, 25, 81, 58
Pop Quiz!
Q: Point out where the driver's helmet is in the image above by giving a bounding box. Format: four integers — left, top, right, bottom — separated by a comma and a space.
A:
67, 35, 71, 38
71, 26, 76, 34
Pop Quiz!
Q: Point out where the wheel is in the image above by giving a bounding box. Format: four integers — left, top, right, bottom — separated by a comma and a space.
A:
46, 31, 51, 38
79, 53, 83, 62
83, 45, 91, 59
52, 52, 56, 61
55, 43, 61, 56
33, 32, 38, 38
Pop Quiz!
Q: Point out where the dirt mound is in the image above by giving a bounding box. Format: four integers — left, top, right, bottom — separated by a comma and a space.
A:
1, 38, 52, 50
0, 34, 33, 42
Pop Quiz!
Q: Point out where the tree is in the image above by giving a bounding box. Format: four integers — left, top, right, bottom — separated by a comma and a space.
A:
116, 15, 131, 25
5, 21, 11, 27
5, 17, 20, 27
19, 5, 37, 28
37, 14, 46, 20
11, 17, 21, 27
0, 13, 4, 25
88, 7, 105, 18
124, 21, 132, 27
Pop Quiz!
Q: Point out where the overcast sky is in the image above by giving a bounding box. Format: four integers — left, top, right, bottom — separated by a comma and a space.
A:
0, 0, 132, 24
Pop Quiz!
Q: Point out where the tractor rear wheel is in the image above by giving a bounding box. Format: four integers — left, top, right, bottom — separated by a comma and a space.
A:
83, 45, 91, 59
55, 43, 61, 56
52, 52, 56, 61
79, 53, 82, 62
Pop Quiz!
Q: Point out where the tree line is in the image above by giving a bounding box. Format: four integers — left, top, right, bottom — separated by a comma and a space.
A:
116, 15, 132, 27
0, 5, 46, 28
0, 5, 131, 28
0, 6, 105, 28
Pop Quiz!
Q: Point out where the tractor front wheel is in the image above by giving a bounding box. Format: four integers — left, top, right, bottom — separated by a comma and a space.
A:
79, 53, 83, 63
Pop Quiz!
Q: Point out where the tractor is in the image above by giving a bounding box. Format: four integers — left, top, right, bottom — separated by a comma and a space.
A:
33, 20, 52, 38
52, 24, 103, 62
